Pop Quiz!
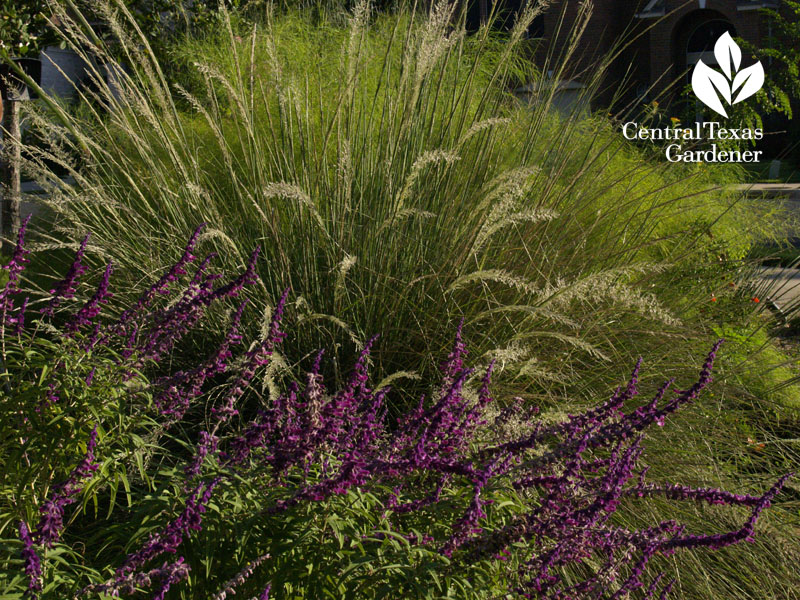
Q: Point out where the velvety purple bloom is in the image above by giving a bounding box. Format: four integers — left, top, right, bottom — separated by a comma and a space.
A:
65, 262, 113, 336
18, 520, 41, 598
131, 253, 222, 366
1, 215, 31, 326
129, 246, 260, 374
2, 215, 31, 291
42, 234, 89, 317
8, 239, 790, 600
211, 553, 270, 600
184, 431, 219, 481
440, 318, 467, 390
211, 288, 288, 424
642, 573, 666, 600
43, 382, 59, 407
116, 224, 205, 329
157, 300, 248, 422
6, 295, 29, 335
662, 472, 792, 552
150, 558, 191, 600
36, 426, 99, 547
80, 558, 190, 598
205, 246, 261, 301
117, 478, 219, 578
233, 333, 786, 598
36, 495, 71, 549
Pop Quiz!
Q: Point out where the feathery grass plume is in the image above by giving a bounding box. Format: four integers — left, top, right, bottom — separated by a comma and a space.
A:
540, 265, 681, 327
458, 117, 512, 145
395, 149, 461, 207
262, 182, 325, 231
447, 269, 540, 296
472, 207, 558, 255
481, 340, 533, 371
411, 0, 462, 90
345, 0, 371, 87
333, 253, 357, 307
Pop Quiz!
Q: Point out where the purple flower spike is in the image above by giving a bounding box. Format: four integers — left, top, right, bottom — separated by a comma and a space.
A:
4, 215, 32, 282
39, 382, 60, 410
8, 296, 29, 335
211, 288, 288, 424
206, 246, 261, 302
79, 559, 190, 598
156, 299, 248, 422
150, 558, 191, 600
65, 262, 113, 336
663, 472, 792, 552
42, 234, 89, 317
643, 573, 665, 600
5, 257, 787, 600
184, 431, 219, 481
440, 318, 467, 389
117, 224, 206, 328
210, 553, 270, 600
117, 478, 219, 578
36, 425, 99, 547
1, 215, 32, 320
19, 520, 42, 598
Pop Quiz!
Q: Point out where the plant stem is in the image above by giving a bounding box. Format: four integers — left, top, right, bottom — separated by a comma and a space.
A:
1, 99, 21, 254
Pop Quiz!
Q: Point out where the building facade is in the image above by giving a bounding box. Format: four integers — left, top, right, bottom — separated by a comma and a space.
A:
540, 0, 780, 105
468, 1, 780, 108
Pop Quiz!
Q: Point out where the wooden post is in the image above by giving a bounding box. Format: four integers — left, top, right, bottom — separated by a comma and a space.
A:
1, 98, 21, 255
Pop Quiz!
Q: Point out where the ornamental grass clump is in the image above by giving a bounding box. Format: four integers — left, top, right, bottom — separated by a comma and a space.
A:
0, 226, 791, 599
14, 0, 770, 401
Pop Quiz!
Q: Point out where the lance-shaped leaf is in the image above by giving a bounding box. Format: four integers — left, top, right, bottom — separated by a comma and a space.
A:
714, 31, 741, 80
732, 62, 765, 104
692, 60, 731, 118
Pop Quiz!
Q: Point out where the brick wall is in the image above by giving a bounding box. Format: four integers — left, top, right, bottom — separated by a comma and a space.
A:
537, 0, 770, 108
647, 1, 764, 102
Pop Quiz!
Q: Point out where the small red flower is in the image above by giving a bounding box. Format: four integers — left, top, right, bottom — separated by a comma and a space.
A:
752, 297, 760, 303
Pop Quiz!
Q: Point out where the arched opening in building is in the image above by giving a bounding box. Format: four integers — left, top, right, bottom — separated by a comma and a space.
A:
465, 1, 544, 36
673, 10, 736, 85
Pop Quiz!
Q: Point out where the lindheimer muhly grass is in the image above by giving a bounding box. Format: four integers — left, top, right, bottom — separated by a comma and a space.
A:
14, 0, 772, 402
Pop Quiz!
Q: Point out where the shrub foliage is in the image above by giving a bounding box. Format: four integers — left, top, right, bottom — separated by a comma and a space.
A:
1, 223, 791, 599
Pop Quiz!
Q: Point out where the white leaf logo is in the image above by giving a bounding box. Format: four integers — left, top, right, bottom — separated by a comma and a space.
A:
692, 62, 731, 117
715, 31, 741, 79
691, 31, 764, 118
731, 63, 765, 104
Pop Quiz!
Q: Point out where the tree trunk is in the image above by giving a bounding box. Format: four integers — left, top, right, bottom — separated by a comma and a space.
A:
1, 99, 21, 255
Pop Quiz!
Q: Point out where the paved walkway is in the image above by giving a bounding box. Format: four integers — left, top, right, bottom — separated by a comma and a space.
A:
14, 178, 75, 221
754, 267, 800, 309
745, 184, 800, 313
733, 183, 800, 200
